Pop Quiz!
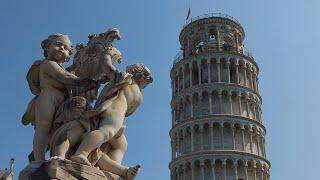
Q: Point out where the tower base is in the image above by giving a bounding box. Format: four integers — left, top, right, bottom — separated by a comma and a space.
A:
19, 159, 125, 180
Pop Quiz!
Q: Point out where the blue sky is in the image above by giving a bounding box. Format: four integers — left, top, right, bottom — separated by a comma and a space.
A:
0, 0, 319, 179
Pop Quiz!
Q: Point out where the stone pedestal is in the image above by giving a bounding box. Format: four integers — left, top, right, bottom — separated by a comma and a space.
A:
19, 159, 125, 180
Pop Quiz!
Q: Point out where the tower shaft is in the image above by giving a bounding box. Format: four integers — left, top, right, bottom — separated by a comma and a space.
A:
169, 13, 270, 180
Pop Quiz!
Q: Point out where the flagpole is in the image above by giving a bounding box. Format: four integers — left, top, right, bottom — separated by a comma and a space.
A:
189, 0, 192, 22
186, 0, 192, 22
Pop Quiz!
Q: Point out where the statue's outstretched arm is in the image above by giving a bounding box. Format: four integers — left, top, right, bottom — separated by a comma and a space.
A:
82, 100, 112, 119
43, 61, 92, 87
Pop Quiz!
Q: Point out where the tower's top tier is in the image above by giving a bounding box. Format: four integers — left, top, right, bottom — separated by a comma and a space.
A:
179, 13, 246, 59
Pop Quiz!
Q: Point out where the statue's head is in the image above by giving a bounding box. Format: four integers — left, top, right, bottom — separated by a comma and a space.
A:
41, 33, 73, 62
104, 28, 121, 41
126, 64, 153, 89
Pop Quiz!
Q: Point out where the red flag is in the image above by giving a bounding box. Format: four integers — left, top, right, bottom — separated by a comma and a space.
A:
186, 7, 192, 20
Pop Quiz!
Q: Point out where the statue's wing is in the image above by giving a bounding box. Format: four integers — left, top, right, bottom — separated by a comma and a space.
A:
26, 60, 43, 95
21, 96, 37, 126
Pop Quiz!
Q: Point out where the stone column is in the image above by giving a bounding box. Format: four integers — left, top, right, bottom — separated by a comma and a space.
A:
211, 162, 216, 180
246, 96, 250, 118
222, 161, 227, 180
218, 91, 222, 114
250, 130, 253, 153
183, 164, 187, 180
217, 59, 221, 82
209, 93, 213, 114
262, 137, 267, 158
236, 62, 240, 84
233, 163, 238, 180
260, 136, 264, 157
244, 65, 247, 87
232, 125, 236, 150
190, 97, 193, 117
177, 73, 180, 92
253, 166, 257, 180
199, 94, 203, 116
208, 60, 211, 83
217, 30, 221, 51
173, 78, 176, 96
176, 168, 180, 180
221, 124, 224, 149
182, 130, 186, 154
250, 70, 254, 89
253, 101, 257, 120
171, 140, 175, 159
227, 60, 231, 83
256, 136, 260, 156
259, 137, 263, 157
238, 93, 242, 116
256, 105, 260, 122
173, 109, 176, 126
228, 92, 233, 114
241, 126, 245, 151
210, 124, 214, 149
191, 127, 194, 152
182, 68, 185, 89
177, 135, 180, 156
252, 73, 257, 91
190, 66, 193, 87
256, 75, 260, 93
255, 74, 259, 92
191, 163, 195, 180
200, 125, 204, 151
200, 162, 205, 180
235, 34, 239, 52
198, 62, 201, 84
244, 164, 248, 180
259, 106, 262, 123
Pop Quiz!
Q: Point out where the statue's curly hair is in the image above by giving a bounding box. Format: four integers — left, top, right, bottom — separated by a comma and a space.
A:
126, 64, 153, 87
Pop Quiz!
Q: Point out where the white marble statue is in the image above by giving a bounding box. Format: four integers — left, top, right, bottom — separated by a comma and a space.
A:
22, 34, 98, 162
21, 28, 152, 180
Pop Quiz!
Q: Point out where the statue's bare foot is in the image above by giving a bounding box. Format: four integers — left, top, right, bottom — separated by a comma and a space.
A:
126, 165, 140, 180
70, 154, 91, 166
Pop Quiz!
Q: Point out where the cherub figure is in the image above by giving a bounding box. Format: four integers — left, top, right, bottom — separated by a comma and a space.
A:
22, 34, 97, 162
49, 96, 139, 179
49, 64, 152, 179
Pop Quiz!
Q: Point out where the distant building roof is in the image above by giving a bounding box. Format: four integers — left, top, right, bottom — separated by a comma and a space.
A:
0, 169, 13, 180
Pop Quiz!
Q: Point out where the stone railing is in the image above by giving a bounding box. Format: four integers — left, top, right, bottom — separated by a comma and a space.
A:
183, 13, 241, 28
172, 49, 255, 65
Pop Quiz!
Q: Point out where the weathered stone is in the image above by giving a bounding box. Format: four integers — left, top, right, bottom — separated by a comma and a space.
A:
169, 14, 271, 180
21, 29, 151, 179
19, 159, 125, 180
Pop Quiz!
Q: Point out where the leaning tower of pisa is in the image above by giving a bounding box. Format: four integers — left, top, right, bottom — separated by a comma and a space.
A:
169, 14, 271, 180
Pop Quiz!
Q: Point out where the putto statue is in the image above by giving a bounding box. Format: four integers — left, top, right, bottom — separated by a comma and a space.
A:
20, 28, 152, 180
